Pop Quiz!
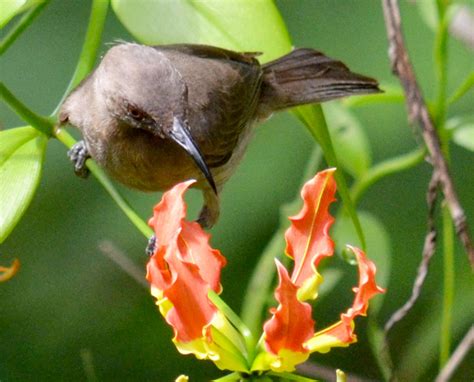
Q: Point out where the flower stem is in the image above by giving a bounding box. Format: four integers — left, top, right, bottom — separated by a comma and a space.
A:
447, 71, 474, 106
241, 147, 322, 339
294, 104, 366, 250
0, 1, 50, 55
208, 290, 256, 362
440, 202, 454, 368
0, 82, 53, 136
55, 128, 153, 238
434, 1, 449, 128
350, 146, 427, 206
52, 0, 109, 115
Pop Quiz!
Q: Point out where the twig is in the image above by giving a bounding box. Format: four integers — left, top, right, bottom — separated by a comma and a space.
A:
98, 240, 148, 289
384, 173, 440, 334
435, 325, 474, 382
382, 0, 474, 265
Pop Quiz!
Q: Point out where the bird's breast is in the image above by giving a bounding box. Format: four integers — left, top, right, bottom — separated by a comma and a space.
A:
83, 119, 254, 193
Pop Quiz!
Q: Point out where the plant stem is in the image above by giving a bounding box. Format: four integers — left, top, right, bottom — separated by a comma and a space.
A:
350, 146, 427, 206
440, 202, 454, 368
52, 0, 109, 115
434, 1, 450, 155
241, 147, 322, 339
294, 105, 366, 250
447, 71, 474, 106
54, 128, 153, 238
0, 82, 53, 136
209, 290, 256, 363
0, 1, 50, 55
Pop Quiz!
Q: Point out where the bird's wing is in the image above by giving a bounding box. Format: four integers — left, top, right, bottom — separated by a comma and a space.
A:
152, 44, 264, 169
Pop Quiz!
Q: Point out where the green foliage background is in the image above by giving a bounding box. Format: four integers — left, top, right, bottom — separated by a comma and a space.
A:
1, 1, 473, 381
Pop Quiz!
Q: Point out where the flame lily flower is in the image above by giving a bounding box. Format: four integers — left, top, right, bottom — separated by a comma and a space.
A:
146, 169, 385, 377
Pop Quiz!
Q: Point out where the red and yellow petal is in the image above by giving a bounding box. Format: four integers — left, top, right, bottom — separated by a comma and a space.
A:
285, 169, 336, 300
306, 246, 385, 353
146, 181, 226, 344
263, 260, 314, 355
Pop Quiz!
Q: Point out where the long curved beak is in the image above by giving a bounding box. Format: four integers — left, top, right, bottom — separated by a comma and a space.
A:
169, 117, 217, 194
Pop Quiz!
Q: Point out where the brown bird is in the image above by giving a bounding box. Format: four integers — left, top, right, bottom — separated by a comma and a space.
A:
59, 43, 380, 228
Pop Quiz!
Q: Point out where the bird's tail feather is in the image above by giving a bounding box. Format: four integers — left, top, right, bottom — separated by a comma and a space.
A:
259, 48, 381, 113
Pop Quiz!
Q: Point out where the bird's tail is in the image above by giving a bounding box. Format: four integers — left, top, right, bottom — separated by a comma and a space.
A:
258, 48, 381, 114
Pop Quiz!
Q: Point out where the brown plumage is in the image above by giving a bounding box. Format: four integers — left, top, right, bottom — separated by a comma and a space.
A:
59, 43, 380, 227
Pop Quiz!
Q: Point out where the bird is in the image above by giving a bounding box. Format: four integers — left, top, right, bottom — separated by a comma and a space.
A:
59, 42, 380, 228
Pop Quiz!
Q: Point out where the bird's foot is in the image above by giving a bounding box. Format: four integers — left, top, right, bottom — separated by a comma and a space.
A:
196, 188, 220, 229
68, 140, 90, 178
197, 205, 218, 229
146, 235, 156, 256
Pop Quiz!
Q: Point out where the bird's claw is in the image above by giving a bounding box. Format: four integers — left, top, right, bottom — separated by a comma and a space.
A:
146, 235, 156, 256
68, 140, 90, 178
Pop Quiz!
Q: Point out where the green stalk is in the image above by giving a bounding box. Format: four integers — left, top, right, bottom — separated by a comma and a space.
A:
350, 146, 427, 206
49, 0, 151, 235
434, 5, 448, 126
208, 290, 256, 363
52, 0, 109, 115
0, 82, 53, 136
295, 105, 366, 249
55, 128, 152, 238
447, 71, 474, 106
0, 1, 50, 55
434, 1, 451, 157
241, 147, 322, 339
440, 202, 454, 367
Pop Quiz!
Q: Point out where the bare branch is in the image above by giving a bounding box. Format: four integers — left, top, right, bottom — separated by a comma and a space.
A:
98, 240, 148, 289
435, 325, 474, 382
384, 173, 440, 334
382, 0, 474, 265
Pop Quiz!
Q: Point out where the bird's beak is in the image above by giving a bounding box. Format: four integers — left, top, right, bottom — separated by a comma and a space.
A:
168, 117, 217, 194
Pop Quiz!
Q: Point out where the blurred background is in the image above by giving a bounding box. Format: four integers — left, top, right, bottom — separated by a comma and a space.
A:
1, 1, 473, 381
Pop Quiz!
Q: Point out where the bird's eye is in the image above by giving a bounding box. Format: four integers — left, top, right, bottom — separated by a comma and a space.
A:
127, 105, 145, 120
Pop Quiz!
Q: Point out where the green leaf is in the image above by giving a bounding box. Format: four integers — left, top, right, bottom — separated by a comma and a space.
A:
0, 0, 43, 28
0, 127, 47, 243
324, 102, 372, 179
452, 122, 474, 152
333, 210, 391, 314
111, 0, 292, 62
